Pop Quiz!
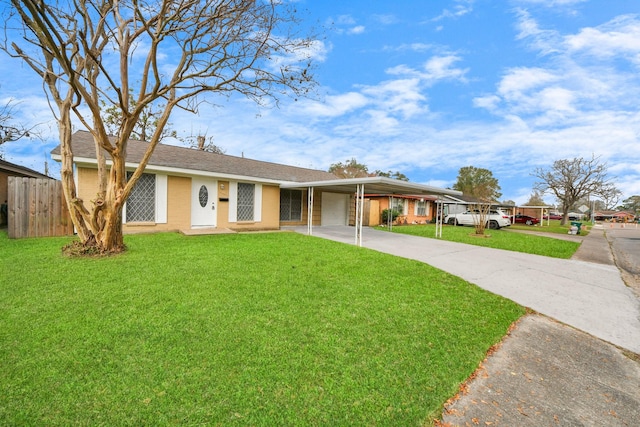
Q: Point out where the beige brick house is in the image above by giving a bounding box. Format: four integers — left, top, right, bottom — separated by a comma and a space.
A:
51, 131, 462, 237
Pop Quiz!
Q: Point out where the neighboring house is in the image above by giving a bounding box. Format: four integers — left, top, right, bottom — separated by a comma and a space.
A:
509, 206, 551, 221
363, 194, 437, 226
594, 211, 636, 222
0, 159, 51, 226
441, 194, 483, 216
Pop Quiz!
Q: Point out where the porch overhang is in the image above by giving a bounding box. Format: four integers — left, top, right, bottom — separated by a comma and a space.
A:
280, 176, 463, 197
280, 177, 463, 246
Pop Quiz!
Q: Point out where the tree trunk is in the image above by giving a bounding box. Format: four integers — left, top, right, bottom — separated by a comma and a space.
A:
97, 203, 124, 251
59, 107, 93, 244
59, 126, 128, 255
560, 207, 570, 226
94, 148, 128, 253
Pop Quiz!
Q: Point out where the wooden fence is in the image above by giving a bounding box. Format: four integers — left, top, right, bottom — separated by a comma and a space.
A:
7, 177, 74, 239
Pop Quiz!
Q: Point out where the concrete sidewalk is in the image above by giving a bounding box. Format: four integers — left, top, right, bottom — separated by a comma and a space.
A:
288, 225, 640, 354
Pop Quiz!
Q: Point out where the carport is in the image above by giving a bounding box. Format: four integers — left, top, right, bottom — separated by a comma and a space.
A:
280, 177, 463, 246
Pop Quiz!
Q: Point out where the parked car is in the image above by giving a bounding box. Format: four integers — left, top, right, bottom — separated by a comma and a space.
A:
445, 209, 511, 229
511, 214, 540, 225
543, 213, 563, 220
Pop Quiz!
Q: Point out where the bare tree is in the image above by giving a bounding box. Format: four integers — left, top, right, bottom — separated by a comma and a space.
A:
186, 135, 226, 154
2, 0, 317, 253
598, 186, 623, 210
523, 190, 546, 206
100, 91, 177, 142
328, 158, 409, 181
0, 97, 30, 150
621, 195, 640, 213
452, 166, 502, 235
373, 170, 409, 181
533, 156, 617, 225
328, 158, 370, 178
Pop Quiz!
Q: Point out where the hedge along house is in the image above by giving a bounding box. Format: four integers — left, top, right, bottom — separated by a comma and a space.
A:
51, 131, 463, 238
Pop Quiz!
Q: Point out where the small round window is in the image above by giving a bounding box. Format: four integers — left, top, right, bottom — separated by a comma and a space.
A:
198, 185, 208, 207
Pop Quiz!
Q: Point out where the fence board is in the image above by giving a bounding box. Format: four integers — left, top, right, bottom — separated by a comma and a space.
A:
7, 177, 74, 239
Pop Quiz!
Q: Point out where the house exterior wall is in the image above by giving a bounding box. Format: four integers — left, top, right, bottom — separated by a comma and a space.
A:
0, 172, 8, 205
278, 188, 308, 227
76, 167, 282, 233
222, 183, 280, 231
278, 189, 324, 227
0, 173, 7, 224
217, 180, 230, 226
365, 196, 434, 225
77, 167, 191, 234
516, 207, 546, 219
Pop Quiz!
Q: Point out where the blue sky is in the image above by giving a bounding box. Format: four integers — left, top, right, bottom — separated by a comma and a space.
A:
2, 0, 640, 206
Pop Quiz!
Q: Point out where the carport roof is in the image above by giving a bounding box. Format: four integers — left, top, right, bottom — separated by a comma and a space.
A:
281, 176, 463, 197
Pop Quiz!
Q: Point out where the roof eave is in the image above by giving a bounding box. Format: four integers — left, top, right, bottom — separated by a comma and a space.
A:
280, 176, 463, 197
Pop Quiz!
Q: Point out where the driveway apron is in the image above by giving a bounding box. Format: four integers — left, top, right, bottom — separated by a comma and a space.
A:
289, 225, 640, 354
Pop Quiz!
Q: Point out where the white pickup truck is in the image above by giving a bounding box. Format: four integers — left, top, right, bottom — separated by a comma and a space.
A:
444, 209, 511, 229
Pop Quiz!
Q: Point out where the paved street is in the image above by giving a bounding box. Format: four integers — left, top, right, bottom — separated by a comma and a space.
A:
604, 222, 640, 298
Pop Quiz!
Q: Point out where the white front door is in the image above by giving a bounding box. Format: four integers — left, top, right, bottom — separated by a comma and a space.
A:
191, 178, 217, 228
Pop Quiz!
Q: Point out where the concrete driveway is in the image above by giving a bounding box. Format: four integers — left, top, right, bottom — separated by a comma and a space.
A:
288, 225, 640, 354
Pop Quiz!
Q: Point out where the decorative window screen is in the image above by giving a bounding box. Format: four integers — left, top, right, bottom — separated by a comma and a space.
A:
237, 183, 255, 221
416, 200, 427, 216
126, 172, 156, 222
391, 198, 405, 214
280, 189, 302, 221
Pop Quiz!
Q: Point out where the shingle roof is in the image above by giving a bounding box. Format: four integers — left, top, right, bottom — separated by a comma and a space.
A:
51, 130, 339, 183
0, 159, 51, 179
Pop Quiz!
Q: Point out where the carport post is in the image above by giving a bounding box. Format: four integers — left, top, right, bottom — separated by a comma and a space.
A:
354, 184, 365, 246
435, 198, 444, 238
387, 196, 394, 230
307, 186, 314, 235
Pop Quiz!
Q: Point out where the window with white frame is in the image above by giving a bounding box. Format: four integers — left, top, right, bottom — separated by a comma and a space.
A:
237, 183, 255, 221
391, 198, 406, 214
280, 189, 302, 221
415, 200, 427, 216
126, 172, 156, 222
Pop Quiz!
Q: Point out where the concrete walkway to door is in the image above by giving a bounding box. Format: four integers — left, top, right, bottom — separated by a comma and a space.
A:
287, 225, 640, 354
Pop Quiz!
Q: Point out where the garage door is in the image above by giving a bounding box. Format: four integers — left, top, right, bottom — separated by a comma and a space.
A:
321, 192, 349, 226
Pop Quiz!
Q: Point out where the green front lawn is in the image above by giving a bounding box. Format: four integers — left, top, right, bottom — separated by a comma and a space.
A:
384, 223, 581, 259
0, 231, 523, 426
508, 219, 591, 235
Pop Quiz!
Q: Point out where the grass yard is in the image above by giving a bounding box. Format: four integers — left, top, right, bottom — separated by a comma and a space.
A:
385, 224, 581, 259
0, 231, 524, 426
508, 219, 591, 235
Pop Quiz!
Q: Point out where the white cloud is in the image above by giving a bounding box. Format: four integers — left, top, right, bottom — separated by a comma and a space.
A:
330, 15, 366, 36
386, 55, 468, 84
473, 95, 501, 111
423, 55, 469, 82
347, 25, 366, 35
296, 92, 369, 117
565, 15, 640, 60
372, 14, 399, 25
514, 0, 586, 6
515, 9, 563, 55
360, 78, 427, 119
383, 43, 435, 53
335, 15, 356, 26
432, 0, 474, 22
